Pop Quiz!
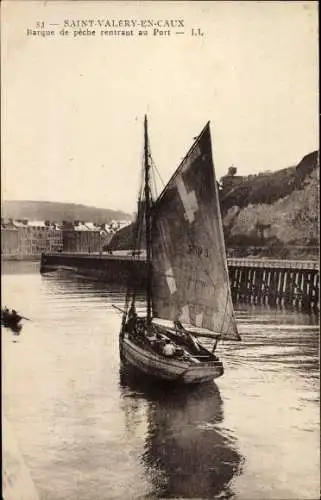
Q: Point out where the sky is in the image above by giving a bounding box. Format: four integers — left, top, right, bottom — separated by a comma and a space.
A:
1, 1, 318, 214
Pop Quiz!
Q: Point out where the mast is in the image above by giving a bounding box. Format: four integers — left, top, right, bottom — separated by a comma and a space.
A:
144, 115, 152, 328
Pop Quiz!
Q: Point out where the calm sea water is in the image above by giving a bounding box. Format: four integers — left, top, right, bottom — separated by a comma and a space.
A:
2, 261, 320, 499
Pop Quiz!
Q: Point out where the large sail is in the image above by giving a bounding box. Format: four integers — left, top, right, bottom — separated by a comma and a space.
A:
151, 123, 240, 340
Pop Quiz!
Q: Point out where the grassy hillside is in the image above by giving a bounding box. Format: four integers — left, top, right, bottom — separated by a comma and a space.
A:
1, 200, 132, 224
109, 223, 137, 251
109, 151, 319, 259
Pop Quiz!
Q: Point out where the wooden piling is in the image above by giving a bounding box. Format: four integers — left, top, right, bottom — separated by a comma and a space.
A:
40, 253, 319, 310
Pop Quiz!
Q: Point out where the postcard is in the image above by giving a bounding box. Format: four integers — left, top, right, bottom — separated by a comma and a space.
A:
1, 2, 319, 500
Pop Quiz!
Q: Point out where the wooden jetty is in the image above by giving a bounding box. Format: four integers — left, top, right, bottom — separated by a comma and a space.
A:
40, 253, 319, 310
228, 258, 319, 309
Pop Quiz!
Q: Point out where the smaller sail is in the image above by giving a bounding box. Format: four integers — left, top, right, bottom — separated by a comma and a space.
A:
151, 123, 240, 341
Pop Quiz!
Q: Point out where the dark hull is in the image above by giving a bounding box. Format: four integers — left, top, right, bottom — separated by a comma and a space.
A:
119, 322, 224, 385
120, 337, 223, 384
1, 313, 22, 329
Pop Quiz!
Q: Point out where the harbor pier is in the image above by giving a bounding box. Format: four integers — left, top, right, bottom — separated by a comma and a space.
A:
40, 253, 319, 310
40, 251, 147, 286
228, 258, 319, 309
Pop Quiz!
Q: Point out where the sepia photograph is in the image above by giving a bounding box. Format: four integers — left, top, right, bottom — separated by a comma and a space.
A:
1, 1, 319, 499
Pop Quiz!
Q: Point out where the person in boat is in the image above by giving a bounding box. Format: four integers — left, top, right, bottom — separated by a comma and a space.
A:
173, 318, 200, 352
126, 305, 147, 346
145, 326, 157, 342
162, 339, 177, 357
126, 304, 138, 335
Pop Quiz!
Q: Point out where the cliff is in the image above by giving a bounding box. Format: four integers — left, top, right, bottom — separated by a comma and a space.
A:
222, 151, 319, 259
109, 151, 319, 259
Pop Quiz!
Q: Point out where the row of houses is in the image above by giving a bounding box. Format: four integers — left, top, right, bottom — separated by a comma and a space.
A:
1, 219, 131, 258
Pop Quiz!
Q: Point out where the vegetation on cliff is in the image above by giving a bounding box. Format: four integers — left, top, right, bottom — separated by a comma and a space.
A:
222, 151, 319, 259
109, 151, 319, 259
220, 151, 318, 211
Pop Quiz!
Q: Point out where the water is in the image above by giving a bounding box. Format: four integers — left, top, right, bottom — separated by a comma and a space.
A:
2, 262, 319, 499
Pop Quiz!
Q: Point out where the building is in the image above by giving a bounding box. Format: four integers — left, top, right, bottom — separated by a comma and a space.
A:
1, 218, 128, 258
220, 166, 244, 192
26, 220, 48, 255
47, 223, 63, 252
1, 222, 19, 256
109, 219, 132, 232
62, 221, 102, 253
1, 219, 62, 258
11, 219, 31, 256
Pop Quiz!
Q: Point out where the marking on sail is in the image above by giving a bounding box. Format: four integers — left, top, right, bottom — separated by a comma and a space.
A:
165, 267, 177, 294
195, 311, 203, 327
179, 305, 190, 324
176, 176, 198, 224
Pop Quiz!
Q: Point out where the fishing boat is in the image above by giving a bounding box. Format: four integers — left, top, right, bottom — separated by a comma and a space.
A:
1, 308, 23, 328
118, 116, 241, 384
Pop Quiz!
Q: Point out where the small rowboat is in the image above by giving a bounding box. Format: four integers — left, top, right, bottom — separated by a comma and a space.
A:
1, 308, 28, 329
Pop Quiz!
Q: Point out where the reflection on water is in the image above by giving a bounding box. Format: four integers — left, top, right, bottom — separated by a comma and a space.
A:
3, 322, 23, 336
119, 372, 243, 498
2, 264, 319, 500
